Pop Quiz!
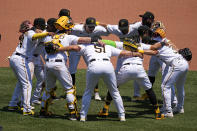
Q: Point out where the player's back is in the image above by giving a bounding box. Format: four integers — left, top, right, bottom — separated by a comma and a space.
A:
157, 45, 182, 65
79, 44, 121, 66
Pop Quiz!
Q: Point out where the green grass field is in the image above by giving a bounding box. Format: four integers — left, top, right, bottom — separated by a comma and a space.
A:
0, 67, 197, 131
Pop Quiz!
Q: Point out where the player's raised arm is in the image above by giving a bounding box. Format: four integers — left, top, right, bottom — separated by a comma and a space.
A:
58, 45, 81, 52
119, 50, 143, 58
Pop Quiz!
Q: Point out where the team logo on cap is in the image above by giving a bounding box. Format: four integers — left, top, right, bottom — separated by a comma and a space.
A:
91, 19, 94, 23
120, 21, 125, 26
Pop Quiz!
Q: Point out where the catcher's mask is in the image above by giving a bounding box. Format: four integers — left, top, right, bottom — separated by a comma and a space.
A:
54, 16, 74, 31
123, 38, 139, 51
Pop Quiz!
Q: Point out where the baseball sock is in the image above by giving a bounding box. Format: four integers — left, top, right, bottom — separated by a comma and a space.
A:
71, 74, 76, 86
148, 76, 155, 86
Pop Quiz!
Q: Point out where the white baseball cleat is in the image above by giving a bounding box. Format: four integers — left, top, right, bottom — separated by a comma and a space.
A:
80, 117, 86, 122
94, 92, 101, 101
173, 107, 184, 114
119, 116, 126, 122
162, 111, 173, 118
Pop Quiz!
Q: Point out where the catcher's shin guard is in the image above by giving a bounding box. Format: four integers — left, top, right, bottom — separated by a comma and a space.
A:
98, 104, 109, 117
65, 86, 78, 119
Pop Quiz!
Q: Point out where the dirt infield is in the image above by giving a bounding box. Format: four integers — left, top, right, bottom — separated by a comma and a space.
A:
0, 0, 196, 70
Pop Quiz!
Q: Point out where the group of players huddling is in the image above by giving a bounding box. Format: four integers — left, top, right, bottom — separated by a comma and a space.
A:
7, 9, 192, 122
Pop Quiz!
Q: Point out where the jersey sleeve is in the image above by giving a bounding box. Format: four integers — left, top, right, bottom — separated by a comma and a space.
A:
106, 25, 117, 33
141, 43, 151, 50
115, 41, 123, 50
78, 44, 85, 54
68, 35, 80, 45
94, 26, 109, 36
132, 21, 142, 29
110, 46, 122, 56
27, 30, 35, 41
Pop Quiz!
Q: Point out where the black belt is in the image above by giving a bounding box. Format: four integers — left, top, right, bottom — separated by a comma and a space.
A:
46, 59, 62, 62
15, 53, 27, 59
123, 63, 141, 65
89, 58, 109, 63
15, 52, 22, 56
33, 54, 39, 57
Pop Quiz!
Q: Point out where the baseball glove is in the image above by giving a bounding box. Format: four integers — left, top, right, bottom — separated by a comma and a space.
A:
151, 21, 166, 38
178, 48, 192, 61
45, 42, 60, 54
19, 20, 32, 33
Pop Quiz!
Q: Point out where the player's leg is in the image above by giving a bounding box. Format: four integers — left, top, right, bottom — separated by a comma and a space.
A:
32, 65, 45, 105
80, 70, 100, 121
56, 64, 78, 120
171, 85, 177, 108
8, 81, 22, 110
133, 81, 141, 100
99, 64, 131, 117
161, 66, 176, 118
13, 58, 34, 115
135, 66, 163, 119
173, 60, 188, 114
102, 71, 125, 121
40, 67, 56, 117
69, 51, 81, 86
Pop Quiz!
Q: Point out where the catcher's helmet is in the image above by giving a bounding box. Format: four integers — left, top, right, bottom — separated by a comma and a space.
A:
54, 16, 74, 31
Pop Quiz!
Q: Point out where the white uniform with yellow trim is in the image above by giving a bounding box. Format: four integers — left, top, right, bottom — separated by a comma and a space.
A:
155, 41, 189, 113
69, 24, 109, 74
115, 42, 153, 91
79, 44, 125, 120
9, 30, 39, 113
41, 33, 79, 110
107, 22, 142, 97
148, 55, 177, 106
31, 41, 46, 104
107, 22, 142, 42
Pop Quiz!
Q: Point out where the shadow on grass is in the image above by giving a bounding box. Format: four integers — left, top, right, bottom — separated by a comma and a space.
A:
0, 106, 22, 115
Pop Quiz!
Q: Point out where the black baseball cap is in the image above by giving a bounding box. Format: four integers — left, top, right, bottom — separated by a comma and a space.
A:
118, 19, 129, 30
85, 17, 96, 26
59, 9, 71, 17
139, 11, 154, 20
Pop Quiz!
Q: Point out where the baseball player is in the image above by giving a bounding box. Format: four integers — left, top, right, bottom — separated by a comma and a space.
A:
69, 17, 109, 100
98, 39, 163, 120
100, 12, 155, 99
39, 16, 105, 120
56, 42, 143, 122
148, 56, 178, 110
47, 8, 73, 100
31, 18, 57, 105
8, 18, 54, 115
138, 25, 189, 117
